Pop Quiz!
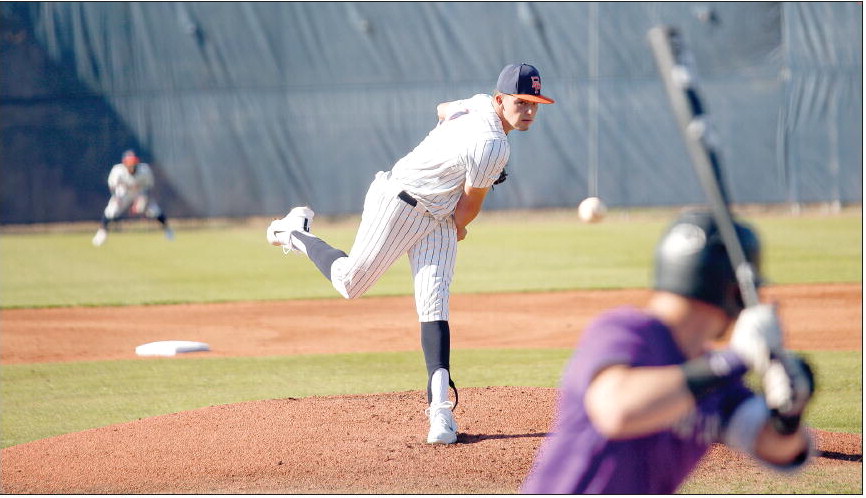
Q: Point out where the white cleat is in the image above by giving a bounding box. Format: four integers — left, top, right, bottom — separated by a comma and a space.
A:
426, 401, 458, 444
266, 206, 314, 253
164, 227, 175, 241
92, 228, 107, 247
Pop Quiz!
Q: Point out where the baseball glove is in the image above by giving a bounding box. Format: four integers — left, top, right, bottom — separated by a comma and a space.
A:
492, 168, 508, 187
132, 195, 149, 215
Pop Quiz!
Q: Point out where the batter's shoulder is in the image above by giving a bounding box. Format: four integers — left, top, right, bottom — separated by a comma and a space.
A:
586, 307, 659, 338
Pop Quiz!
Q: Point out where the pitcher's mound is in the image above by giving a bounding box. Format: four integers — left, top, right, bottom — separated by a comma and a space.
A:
1, 386, 860, 494
2, 387, 552, 494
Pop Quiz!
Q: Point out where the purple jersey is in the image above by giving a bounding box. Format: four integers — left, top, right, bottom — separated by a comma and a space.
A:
522, 307, 753, 494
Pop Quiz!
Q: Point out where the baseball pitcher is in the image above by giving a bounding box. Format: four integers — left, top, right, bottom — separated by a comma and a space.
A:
267, 64, 554, 444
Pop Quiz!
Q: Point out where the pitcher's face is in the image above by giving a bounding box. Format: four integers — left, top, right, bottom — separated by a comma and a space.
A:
496, 94, 539, 134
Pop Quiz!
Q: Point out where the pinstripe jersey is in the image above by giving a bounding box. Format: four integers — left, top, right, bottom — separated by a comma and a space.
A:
328, 94, 510, 321
390, 94, 510, 220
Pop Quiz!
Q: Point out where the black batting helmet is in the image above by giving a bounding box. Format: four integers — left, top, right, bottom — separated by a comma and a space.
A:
653, 209, 761, 318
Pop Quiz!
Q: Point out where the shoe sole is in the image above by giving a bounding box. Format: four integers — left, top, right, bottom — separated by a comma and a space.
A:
271, 229, 303, 253
426, 433, 458, 444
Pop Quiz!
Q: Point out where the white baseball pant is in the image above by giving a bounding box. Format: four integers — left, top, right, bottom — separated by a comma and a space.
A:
330, 171, 457, 322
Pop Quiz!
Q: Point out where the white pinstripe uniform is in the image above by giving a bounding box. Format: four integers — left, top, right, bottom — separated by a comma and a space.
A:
329, 94, 509, 321
273, 63, 553, 444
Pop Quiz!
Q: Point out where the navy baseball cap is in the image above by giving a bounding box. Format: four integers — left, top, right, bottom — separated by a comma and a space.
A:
496, 63, 555, 104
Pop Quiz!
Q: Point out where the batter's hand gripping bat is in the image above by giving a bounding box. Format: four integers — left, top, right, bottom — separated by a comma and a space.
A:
647, 25, 760, 309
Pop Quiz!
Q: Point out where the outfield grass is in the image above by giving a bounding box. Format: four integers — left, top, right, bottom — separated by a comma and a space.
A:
0, 208, 860, 308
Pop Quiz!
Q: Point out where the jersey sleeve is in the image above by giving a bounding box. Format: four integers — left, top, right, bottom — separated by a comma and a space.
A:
562, 309, 682, 397
439, 100, 469, 123
579, 321, 646, 372
465, 138, 509, 189
560, 319, 646, 401
438, 94, 488, 124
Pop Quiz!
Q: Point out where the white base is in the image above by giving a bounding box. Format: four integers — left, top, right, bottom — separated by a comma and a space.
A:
135, 340, 210, 357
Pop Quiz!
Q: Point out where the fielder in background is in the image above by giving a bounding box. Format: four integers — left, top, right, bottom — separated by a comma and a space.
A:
521, 209, 815, 494
92, 150, 174, 247
267, 64, 554, 444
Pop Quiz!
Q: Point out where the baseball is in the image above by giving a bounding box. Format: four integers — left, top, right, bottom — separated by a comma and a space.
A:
578, 197, 606, 223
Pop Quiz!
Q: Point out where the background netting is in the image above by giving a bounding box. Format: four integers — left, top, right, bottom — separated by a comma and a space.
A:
1, 2, 860, 223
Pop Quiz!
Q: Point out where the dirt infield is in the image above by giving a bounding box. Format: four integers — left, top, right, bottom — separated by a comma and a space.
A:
1, 283, 862, 493
2, 284, 860, 364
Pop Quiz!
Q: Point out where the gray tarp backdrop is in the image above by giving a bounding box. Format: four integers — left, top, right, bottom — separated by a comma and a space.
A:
1, 2, 861, 224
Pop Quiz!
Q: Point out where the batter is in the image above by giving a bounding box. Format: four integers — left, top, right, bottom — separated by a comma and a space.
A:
267, 64, 554, 444
521, 210, 814, 493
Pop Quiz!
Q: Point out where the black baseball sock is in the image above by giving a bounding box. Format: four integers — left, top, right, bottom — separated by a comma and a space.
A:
293, 232, 347, 281
421, 320, 458, 406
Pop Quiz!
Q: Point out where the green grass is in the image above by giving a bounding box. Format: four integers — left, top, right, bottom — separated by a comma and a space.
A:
1, 208, 860, 308
2, 349, 857, 449
759, 213, 862, 284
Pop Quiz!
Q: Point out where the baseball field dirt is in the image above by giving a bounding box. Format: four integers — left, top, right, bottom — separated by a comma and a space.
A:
1, 283, 861, 493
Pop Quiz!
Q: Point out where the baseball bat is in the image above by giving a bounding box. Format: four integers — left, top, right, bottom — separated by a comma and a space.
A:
647, 25, 760, 308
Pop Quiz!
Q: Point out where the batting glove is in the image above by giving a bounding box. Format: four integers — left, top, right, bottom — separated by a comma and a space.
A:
729, 304, 784, 374
763, 352, 815, 435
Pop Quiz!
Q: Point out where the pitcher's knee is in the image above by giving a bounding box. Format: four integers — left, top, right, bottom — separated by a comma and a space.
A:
329, 258, 373, 300
332, 278, 363, 300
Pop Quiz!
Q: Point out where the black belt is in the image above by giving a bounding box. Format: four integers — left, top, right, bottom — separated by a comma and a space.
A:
398, 190, 418, 207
